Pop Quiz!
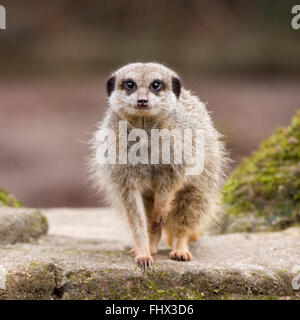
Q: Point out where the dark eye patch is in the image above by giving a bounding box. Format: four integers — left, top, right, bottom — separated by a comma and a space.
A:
149, 80, 164, 93
172, 76, 181, 98
106, 76, 116, 96
122, 79, 137, 93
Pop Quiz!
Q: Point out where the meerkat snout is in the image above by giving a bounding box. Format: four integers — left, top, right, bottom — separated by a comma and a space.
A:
137, 99, 148, 107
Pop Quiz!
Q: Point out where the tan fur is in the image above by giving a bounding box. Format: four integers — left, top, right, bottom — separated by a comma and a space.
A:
88, 62, 229, 270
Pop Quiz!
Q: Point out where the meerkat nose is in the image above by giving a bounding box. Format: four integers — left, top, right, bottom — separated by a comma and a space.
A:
137, 99, 148, 107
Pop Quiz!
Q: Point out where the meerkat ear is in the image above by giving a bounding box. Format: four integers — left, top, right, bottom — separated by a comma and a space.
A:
106, 76, 116, 96
172, 76, 181, 98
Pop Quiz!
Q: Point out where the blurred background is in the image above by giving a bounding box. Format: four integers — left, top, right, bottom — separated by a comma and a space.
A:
0, 0, 299, 208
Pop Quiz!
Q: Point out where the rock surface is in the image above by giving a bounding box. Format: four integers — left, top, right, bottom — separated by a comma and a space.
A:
0, 208, 299, 300
0, 207, 48, 244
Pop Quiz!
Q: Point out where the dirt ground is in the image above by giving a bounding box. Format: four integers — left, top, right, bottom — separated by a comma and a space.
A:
0, 76, 299, 207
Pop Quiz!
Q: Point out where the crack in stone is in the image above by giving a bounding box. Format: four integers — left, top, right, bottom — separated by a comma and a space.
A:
49, 262, 65, 300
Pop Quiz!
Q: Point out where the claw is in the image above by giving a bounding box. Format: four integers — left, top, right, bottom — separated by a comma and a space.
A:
135, 255, 153, 271
170, 250, 192, 261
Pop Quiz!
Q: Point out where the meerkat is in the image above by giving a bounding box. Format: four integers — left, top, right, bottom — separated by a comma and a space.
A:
89, 63, 228, 270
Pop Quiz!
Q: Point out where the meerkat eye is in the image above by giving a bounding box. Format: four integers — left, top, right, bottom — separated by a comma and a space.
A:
123, 80, 137, 92
150, 80, 164, 92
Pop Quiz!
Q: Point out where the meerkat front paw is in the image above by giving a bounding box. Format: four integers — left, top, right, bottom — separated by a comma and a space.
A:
135, 254, 153, 271
170, 250, 193, 261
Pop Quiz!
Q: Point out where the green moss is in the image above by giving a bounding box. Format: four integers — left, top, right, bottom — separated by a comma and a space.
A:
223, 110, 300, 232
143, 279, 202, 300
2, 261, 56, 300
60, 267, 295, 300
0, 188, 22, 208
1, 257, 295, 300
219, 294, 281, 300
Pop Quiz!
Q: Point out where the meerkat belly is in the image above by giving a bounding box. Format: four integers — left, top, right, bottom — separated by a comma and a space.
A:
111, 163, 177, 183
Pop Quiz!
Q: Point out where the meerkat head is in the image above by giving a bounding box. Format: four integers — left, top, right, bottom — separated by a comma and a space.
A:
106, 63, 181, 118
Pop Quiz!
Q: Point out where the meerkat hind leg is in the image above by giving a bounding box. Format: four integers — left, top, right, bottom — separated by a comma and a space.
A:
169, 235, 193, 261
